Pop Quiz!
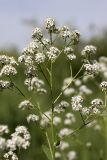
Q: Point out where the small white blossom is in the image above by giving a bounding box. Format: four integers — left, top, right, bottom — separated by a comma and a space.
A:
0, 80, 11, 90
84, 63, 99, 75
59, 128, 73, 138
71, 96, 83, 111
45, 18, 56, 31
59, 141, 69, 150
35, 52, 45, 64
81, 45, 97, 56
27, 114, 39, 123
0, 125, 9, 135
0, 137, 6, 150
55, 152, 61, 158
100, 81, 107, 92
0, 65, 17, 77
32, 27, 43, 39
18, 100, 33, 110
4, 151, 18, 160
67, 151, 77, 160
59, 26, 71, 39
47, 47, 60, 61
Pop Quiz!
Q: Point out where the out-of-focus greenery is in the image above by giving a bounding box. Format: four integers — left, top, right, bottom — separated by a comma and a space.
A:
0, 30, 107, 160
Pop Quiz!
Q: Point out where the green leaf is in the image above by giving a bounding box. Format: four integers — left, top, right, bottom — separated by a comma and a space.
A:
42, 145, 52, 160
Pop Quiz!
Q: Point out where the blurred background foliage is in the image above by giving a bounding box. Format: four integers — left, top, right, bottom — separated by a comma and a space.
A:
0, 27, 107, 160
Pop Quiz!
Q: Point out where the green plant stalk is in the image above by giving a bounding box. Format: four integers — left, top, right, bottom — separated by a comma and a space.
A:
45, 131, 54, 160
50, 60, 55, 160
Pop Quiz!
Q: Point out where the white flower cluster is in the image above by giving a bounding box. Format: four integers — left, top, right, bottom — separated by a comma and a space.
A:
71, 96, 83, 111
0, 125, 9, 135
0, 80, 11, 91
47, 46, 60, 61
45, 18, 56, 32
59, 128, 73, 138
84, 63, 99, 75
35, 52, 45, 64
18, 100, 34, 110
64, 47, 76, 61
81, 45, 97, 57
67, 151, 77, 160
0, 55, 18, 65
59, 26, 72, 39
40, 111, 51, 128
27, 114, 39, 123
55, 100, 69, 113
100, 81, 107, 92
24, 76, 47, 93
7, 126, 30, 151
4, 151, 18, 160
0, 137, 6, 150
32, 27, 43, 39
64, 113, 76, 126
0, 65, 17, 77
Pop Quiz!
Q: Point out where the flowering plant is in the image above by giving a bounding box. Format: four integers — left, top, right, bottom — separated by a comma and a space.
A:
0, 18, 107, 160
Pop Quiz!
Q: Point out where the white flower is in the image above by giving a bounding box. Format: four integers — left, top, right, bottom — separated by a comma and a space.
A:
0, 125, 9, 135
27, 114, 39, 123
0, 65, 17, 77
81, 45, 97, 56
59, 26, 71, 39
18, 100, 33, 110
79, 85, 92, 95
59, 141, 69, 150
71, 96, 83, 111
47, 47, 60, 61
0, 55, 18, 65
0, 137, 6, 150
35, 52, 45, 64
59, 128, 72, 138
0, 80, 11, 90
67, 151, 77, 160
84, 63, 99, 75
53, 116, 61, 126
32, 27, 43, 39
91, 98, 103, 108
55, 152, 61, 158
45, 18, 55, 31
4, 151, 18, 160
81, 107, 90, 115
100, 81, 107, 92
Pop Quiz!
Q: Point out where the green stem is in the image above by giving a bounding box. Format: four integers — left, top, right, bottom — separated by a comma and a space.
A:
53, 65, 84, 104
50, 61, 55, 160
45, 131, 54, 160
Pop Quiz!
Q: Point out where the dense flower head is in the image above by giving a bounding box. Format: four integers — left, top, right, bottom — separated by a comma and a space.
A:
81, 45, 97, 57
18, 100, 33, 110
0, 55, 18, 65
0, 125, 9, 135
4, 151, 18, 160
59, 26, 71, 39
0, 80, 11, 91
45, 17, 56, 31
0, 65, 17, 77
47, 46, 60, 61
91, 98, 103, 108
32, 27, 43, 39
27, 114, 39, 123
84, 63, 99, 75
71, 96, 83, 111
100, 81, 107, 92
35, 52, 45, 64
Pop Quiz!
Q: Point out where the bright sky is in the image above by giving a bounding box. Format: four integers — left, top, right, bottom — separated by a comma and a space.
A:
0, 0, 107, 50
